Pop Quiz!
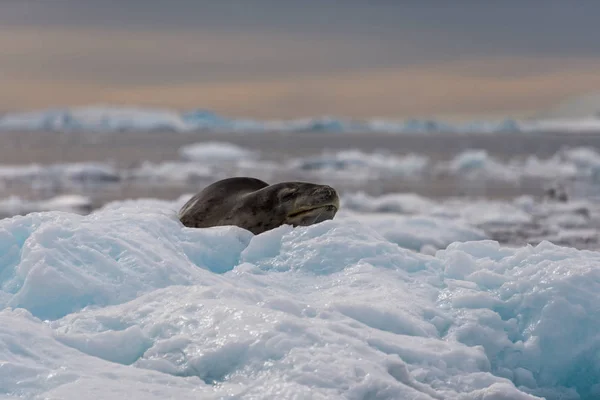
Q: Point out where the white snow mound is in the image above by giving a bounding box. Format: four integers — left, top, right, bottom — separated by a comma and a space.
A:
0, 203, 599, 399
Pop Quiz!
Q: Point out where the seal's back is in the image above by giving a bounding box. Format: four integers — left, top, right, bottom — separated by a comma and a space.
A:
179, 177, 269, 228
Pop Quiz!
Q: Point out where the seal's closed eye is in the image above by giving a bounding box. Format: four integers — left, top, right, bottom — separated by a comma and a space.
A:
279, 187, 298, 201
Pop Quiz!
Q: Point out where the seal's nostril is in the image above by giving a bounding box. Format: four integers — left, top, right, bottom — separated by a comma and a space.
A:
317, 187, 329, 195
314, 185, 336, 198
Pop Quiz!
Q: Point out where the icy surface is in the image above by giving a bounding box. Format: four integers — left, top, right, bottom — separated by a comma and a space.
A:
1, 200, 599, 399
2, 105, 600, 134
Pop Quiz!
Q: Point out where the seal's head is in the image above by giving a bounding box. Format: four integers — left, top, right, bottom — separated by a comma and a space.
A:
262, 181, 340, 228
178, 177, 340, 234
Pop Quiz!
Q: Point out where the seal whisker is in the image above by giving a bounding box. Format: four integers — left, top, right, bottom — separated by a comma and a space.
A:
312, 208, 325, 225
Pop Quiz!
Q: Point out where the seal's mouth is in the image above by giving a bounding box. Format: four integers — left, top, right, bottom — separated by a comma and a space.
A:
288, 204, 338, 218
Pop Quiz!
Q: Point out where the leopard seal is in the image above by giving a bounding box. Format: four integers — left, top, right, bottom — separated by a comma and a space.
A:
178, 177, 340, 234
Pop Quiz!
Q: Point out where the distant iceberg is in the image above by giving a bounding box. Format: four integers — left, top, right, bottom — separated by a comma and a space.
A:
0, 106, 188, 133
1, 105, 600, 134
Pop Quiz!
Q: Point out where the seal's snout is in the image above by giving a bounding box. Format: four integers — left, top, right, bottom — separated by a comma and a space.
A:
310, 184, 340, 212
284, 183, 339, 226
313, 185, 337, 199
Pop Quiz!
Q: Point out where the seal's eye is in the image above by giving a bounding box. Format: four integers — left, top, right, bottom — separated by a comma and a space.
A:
280, 188, 297, 201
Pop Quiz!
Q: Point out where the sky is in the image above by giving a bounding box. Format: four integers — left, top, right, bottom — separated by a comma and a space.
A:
1, 0, 600, 120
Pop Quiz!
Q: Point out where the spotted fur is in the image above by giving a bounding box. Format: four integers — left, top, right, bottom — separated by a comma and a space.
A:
178, 177, 339, 234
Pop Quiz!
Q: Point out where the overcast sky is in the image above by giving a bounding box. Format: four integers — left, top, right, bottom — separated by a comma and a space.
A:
2, 0, 600, 119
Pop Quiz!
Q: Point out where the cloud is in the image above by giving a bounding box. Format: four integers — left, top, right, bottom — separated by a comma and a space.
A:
3, 52, 600, 119
0, 27, 401, 85
2, 0, 600, 118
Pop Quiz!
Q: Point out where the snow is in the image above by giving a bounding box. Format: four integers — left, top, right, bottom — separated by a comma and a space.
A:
2, 105, 599, 134
1, 199, 599, 399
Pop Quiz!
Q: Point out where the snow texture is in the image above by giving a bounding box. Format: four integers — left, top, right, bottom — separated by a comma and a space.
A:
2, 105, 600, 134
1, 199, 599, 399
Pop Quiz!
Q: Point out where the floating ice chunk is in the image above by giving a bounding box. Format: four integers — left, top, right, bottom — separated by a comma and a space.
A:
269, 116, 348, 132
178, 141, 258, 162
0, 194, 92, 218
289, 149, 430, 180
0, 164, 46, 182
343, 191, 437, 214
519, 155, 578, 180
38, 195, 93, 213
436, 200, 533, 227
462, 119, 523, 134
555, 146, 600, 180
522, 117, 600, 133
341, 195, 534, 238
559, 147, 600, 168
0, 162, 120, 185
59, 163, 121, 183
127, 161, 215, 183
96, 194, 192, 214
437, 150, 518, 182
